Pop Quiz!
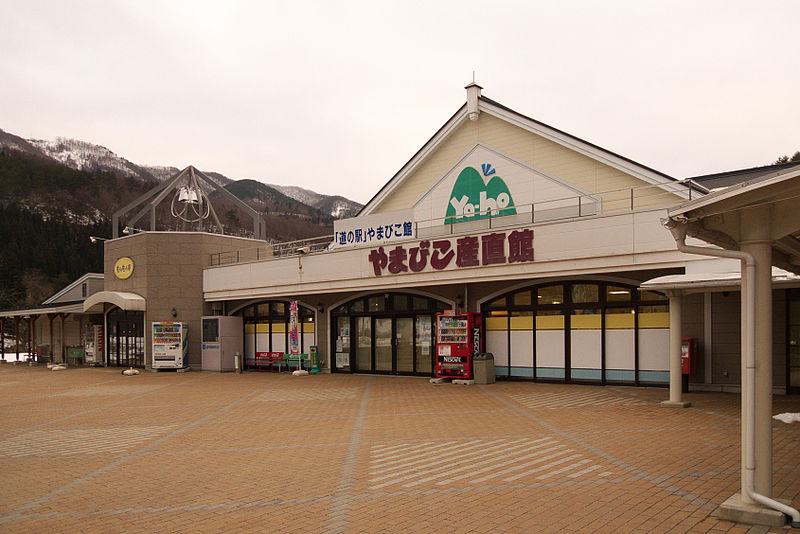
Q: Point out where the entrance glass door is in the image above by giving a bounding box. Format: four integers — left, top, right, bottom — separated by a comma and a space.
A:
415, 316, 433, 374
396, 317, 414, 373
375, 318, 393, 372
107, 308, 144, 367
355, 317, 372, 372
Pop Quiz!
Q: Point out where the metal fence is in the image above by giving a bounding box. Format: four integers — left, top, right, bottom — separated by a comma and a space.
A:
208, 179, 704, 267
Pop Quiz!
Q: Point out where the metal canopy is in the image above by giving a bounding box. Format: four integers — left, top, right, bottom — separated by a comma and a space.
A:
667, 166, 800, 275
111, 166, 266, 240
82, 291, 146, 312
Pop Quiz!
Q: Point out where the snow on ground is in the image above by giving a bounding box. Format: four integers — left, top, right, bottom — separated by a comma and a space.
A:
1, 352, 32, 363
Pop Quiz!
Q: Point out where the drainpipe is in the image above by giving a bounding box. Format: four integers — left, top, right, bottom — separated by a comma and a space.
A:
665, 220, 800, 527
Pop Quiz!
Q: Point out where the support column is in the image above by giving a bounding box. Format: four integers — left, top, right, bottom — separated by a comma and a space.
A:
738, 205, 774, 501
59, 314, 67, 364
27, 316, 34, 361
662, 290, 691, 408
14, 316, 20, 362
740, 237, 774, 499
48, 314, 55, 362
704, 292, 713, 384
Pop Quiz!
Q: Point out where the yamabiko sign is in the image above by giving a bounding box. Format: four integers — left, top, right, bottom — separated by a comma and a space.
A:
445, 163, 516, 224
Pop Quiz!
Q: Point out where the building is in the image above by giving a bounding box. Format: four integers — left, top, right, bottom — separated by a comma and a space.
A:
3, 84, 798, 395
3, 83, 799, 524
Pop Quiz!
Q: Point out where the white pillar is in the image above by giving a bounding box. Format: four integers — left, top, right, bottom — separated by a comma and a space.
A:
661, 290, 691, 408
740, 205, 773, 500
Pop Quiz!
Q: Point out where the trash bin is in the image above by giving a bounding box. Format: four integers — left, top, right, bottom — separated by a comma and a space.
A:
473, 353, 495, 384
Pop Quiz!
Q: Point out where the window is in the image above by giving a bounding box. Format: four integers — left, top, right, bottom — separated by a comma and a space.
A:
606, 286, 632, 302
538, 285, 563, 306
572, 284, 599, 304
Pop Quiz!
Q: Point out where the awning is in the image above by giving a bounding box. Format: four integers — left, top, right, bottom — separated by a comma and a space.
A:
83, 291, 146, 312
641, 269, 800, 293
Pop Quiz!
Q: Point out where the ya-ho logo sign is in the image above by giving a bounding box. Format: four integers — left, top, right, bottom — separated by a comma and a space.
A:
445, 163, 516, 224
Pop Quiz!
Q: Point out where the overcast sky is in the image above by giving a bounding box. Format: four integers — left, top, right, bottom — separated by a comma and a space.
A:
1, 1, 798, 203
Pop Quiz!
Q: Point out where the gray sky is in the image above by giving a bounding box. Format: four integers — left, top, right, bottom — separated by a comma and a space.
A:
1, 1, 798, 204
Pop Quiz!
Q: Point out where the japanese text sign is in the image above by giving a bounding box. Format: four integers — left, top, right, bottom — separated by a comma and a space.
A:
367, 229, 534, 276
333, 208, 414, 249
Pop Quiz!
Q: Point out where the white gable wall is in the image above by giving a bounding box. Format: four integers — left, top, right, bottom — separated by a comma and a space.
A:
371, 111, 683, 216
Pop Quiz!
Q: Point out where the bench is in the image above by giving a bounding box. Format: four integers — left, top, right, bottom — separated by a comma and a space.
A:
282, 353, 310, 372
246, 352, 311, 372
248, 351, 285, 372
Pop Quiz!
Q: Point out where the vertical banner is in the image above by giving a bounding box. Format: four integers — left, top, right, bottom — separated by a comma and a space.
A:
289, 301, 300, 355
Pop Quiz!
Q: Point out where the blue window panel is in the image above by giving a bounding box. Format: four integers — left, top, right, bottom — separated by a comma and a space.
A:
571, 368, 602, 381
605, 369, 636, 382
535, 367, 565, 379
638, 370, 669, 383
494, 365, 510, 376
510, 367, 534, 378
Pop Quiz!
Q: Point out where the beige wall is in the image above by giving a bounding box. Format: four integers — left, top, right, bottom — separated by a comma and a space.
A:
29, 313, 97, 362
707, 289, 787, 388
373, 112, 682, 215
104, 232, 268, 368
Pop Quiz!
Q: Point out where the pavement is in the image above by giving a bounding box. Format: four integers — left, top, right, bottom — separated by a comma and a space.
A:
0, 364, 798, 533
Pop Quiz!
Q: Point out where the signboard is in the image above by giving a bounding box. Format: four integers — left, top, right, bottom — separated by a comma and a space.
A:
333, 208, 414, 249
445, 163, 516, 224
367, 228, 534, 277
289, 301, 300, 355
412, 144, 599, 225
114, 257, 134, 279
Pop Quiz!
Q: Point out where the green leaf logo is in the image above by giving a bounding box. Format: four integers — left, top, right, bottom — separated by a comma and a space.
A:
444, 164, 516, 224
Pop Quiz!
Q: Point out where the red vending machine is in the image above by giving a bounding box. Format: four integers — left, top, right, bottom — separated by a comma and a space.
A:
435, 312, 482, 379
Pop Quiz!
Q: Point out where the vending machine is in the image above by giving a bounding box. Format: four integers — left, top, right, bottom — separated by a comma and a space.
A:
152, 322, 189, 369
435, 312, 481, 379
84, 324, 104, 365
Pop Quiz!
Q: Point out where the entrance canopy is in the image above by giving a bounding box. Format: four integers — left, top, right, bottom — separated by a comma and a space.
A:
658, 165, 800, 526
83, 291, 146, 312
666, 166, 800, 275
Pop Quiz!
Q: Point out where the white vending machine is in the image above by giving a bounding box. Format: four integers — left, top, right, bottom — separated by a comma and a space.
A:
84, 324, 105, 365
201, 316, 243, 372
152, 322, 189, 369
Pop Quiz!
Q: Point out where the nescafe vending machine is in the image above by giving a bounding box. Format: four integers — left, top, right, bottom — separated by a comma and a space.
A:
435, 312, 481, 379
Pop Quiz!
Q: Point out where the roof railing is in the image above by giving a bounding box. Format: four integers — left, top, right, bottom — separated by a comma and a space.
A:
208, 179, 705, 267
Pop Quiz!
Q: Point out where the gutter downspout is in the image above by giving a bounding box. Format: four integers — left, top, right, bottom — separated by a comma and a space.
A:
665, 220, 800, 527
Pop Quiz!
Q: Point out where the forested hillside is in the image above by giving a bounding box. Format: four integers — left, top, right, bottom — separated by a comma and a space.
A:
0, 204, 109, 308
0, 149, 337, 309
0, 149, 149, 307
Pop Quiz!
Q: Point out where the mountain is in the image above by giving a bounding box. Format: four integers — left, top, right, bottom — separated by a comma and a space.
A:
28, 137, 159, 182
219, 180, 334, 241
269, 184, 362, 218
0, 148, 151, 307
0, 127, 366, 308
0, 129, 360, 219
143, 165, 233, 187
0, 129, 47, 158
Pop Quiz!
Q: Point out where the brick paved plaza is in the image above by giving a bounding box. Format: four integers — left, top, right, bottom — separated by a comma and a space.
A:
0, 365, 798, 533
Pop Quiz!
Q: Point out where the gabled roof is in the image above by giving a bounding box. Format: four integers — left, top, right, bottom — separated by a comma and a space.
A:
689, 160, 800, 190
41, 273, 103, 305
360, 91, 698, 216
0, 300, 87, 318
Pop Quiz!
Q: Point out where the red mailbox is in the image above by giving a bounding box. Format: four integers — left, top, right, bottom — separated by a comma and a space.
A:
681, 338, 697, 375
